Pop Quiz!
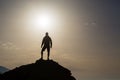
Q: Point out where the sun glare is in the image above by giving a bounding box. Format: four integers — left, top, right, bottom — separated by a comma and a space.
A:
29, 11, 54, 32
40, 14, 52, 27
33, 14, 52, 29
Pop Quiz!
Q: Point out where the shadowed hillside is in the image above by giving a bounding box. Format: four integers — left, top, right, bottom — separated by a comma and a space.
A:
1, 59, 76, 80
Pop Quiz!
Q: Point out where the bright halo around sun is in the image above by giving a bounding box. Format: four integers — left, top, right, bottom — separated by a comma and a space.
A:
33, 14, 52, 30
40, 14, 52, 27
29, 11, 55, 32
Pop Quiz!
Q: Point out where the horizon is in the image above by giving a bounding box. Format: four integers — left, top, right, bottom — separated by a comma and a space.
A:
0, 0, 120, 80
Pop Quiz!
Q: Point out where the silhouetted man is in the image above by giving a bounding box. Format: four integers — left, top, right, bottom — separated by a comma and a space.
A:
41, 32, 52, 60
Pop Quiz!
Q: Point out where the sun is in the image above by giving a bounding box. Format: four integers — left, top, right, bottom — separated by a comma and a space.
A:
33, 14, 52, 30
40, 14, 52, 27
29, 11, 54, 31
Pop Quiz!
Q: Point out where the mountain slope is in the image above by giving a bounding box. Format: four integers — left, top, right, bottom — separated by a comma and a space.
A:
2, 59, 76, 80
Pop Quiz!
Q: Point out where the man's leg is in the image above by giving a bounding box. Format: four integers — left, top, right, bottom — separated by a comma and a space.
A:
41, 46, 46, 59
47, 47, 50, 60
41, 49, 43, 59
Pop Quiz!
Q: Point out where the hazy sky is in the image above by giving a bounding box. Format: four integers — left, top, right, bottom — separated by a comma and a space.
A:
0, 0, 120, 80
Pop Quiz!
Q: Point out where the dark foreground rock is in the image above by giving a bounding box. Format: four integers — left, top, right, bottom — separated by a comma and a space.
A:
0, 73, 4, 80
2, 59, 76, 80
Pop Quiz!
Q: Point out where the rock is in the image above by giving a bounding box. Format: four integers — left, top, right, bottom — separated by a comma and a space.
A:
2, 59, 76, 80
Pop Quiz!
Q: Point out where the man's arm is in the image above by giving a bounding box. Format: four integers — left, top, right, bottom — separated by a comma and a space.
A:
50, 37, 52, 48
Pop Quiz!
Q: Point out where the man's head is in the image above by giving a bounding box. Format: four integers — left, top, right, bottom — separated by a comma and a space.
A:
45, 32, 48, 36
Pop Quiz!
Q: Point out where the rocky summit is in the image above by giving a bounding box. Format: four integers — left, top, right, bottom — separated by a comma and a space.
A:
1, 59, 76, 80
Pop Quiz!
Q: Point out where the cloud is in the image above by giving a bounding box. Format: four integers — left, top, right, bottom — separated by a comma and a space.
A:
0, 41, 20, 50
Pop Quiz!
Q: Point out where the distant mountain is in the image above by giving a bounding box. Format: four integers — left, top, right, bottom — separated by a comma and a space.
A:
0, 66, 9, 74
2, 59, 76, 80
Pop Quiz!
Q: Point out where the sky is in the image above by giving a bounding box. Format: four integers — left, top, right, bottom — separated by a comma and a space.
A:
0, 0, 120, 80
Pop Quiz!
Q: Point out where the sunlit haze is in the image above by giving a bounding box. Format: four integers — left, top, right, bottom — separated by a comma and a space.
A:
0, 0, 120, 80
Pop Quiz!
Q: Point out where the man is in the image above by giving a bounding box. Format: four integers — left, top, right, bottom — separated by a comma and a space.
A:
41, 32, 52, 60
